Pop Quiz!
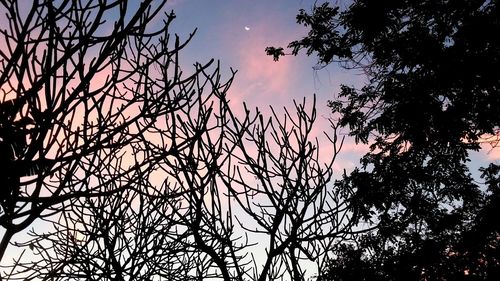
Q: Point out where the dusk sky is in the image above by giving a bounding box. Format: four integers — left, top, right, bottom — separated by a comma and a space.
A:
163, 0, 499, 172
0, 3, 495, 191
168, 0, 333, 107
162, 0, 370, 173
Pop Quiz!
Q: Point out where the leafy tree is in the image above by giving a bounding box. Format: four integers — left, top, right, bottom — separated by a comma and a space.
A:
269, 0, 500, 280
0, 1, 358, 280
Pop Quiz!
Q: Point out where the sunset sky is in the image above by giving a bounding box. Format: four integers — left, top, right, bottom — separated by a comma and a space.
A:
168, 0, 332, 107
164, 0, 499, 173
164, 0, 370, 173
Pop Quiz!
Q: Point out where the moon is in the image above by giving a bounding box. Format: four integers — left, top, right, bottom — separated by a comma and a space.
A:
244, 26, 250, 31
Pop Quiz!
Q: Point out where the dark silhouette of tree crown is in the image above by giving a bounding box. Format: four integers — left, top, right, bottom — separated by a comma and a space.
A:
269, 0, 500, 280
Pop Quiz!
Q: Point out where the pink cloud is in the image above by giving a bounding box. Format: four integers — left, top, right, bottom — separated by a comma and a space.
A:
466, 134, 500, 161
480, 143, 500, 161
224, 20, 303, 110
236, 37, 292, 94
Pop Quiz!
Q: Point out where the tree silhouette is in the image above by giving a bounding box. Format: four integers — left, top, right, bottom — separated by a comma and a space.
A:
1, 1, 357, 280
269, 0, 500, 280
5, 94, 355, 280
0, 0, 204, 263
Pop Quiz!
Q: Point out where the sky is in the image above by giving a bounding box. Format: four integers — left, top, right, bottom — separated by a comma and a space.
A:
163, 0, 371, 172
168, 0, 326, 106
162, 0, 499, 170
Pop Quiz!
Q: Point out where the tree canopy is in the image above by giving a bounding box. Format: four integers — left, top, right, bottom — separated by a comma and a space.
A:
269, 0, 500, 280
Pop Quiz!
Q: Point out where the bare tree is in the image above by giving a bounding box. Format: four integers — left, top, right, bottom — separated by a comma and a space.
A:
220, 97, 353, 281
0, 0, 206, 261
1, 1, 357, 280
6, 92, 355, 281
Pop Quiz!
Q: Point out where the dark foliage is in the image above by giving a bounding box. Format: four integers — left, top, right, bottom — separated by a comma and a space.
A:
272, 0, 500, 280
320, 164, 500, 281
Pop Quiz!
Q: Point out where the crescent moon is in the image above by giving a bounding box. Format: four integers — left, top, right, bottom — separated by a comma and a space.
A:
244, 26, 250, 31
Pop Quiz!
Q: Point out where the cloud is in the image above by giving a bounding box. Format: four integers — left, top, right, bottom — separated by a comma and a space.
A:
222, 19, 303, 110
238, 37, 291, 93
480, 143, 500, 161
